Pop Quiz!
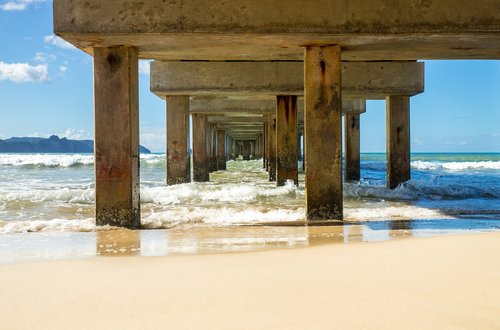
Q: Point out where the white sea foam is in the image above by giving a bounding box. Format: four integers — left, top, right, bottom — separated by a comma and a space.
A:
0, 218, 118, 234
0, 154, 94, 167
412, 160, 500, 171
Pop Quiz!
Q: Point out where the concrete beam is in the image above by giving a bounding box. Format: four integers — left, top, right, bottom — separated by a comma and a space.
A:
191, 97, 365, 117
54, 0, 500, 60
207, 116, 266, 124
151, 61, 424, 99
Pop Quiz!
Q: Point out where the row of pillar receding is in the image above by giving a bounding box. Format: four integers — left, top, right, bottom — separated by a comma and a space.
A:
93, 45, 411, 229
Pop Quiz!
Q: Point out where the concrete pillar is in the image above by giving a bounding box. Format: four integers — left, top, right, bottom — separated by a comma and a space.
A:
304, 45, 343, 221
276, 95, 298, 186
242, 141, 251, 160
217, 129, 226, 170
94, 46, 140, 229
209, 124, 217, 172
166, 96, 190, 185
268, 114, 277, 182
264, 120, 269, 171
344, 113, 361, 181
386, 95, 411, 189
297, 132, 302, 172
192, 113, 209, 182
262, 123, 267, 171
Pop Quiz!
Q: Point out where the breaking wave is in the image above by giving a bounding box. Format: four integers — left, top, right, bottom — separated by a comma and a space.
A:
411, 160, 500, 171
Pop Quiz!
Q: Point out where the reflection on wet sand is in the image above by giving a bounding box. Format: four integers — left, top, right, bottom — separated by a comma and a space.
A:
1, 218, 499, 263
96, 230, 141, 256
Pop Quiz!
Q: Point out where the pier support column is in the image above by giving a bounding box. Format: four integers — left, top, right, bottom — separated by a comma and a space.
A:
242, 141, 251, 160
386, 95, 411, 189
263, 126, 267, 168
265, 118, 270, 171
166, 96, 190, 185
209, 124, 217, 172
268, 114, 277, 181
217, 129, 226, 170
192, 113, 209, 182
94, 46, 140, 229
276, 95, 298, 186
344, 113, 361, 181
304, 45, 343, 221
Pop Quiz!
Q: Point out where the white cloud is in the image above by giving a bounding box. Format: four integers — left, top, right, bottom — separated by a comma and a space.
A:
141, 132, 165, 152
59, 65, 68, 73
0, 61, 48, 83
0, 0, 46, 11
44, 35, 76, 50
139, 60, 151, 75
34, 52, 56, 62
60, 128, 92, 140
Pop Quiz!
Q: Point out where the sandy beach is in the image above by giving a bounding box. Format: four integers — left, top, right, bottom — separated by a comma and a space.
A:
1, 232, 499, 329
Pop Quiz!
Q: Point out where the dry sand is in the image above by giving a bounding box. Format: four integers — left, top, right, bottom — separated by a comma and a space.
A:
1, 232, 499, 329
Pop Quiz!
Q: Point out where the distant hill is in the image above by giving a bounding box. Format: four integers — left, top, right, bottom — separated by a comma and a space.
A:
0, 136, 151, 154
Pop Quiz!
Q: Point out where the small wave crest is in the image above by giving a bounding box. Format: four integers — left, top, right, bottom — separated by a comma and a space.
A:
0, 154, 167, 168
411, 160, 500, 171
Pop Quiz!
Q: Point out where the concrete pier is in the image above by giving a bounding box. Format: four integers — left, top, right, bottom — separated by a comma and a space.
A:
166, 96, 190, 185
344, 113, 361, 181
55, 0, 500, 227
94, 46, 140, 229
217, 130, 226, 170
192, 113, 210, 182
268, 115, 277, 182
386, 96, 411, 189
305, 45, 343, 221
276, 95, 298, 186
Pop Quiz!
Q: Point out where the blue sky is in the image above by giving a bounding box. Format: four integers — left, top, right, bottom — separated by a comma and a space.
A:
0, 1, 499, 153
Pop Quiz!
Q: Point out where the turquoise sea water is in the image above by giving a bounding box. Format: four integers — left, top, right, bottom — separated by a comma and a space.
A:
0, 152, 499, 234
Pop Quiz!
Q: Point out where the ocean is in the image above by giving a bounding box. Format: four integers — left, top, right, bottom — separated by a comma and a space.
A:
1, 152, 499, 262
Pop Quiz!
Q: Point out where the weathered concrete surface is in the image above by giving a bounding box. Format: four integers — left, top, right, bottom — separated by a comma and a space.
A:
190, 97, 366, 116
386, 96, 411, 189
268, 115, 277, 181
217, 130, 227, 170
276, 96, 298, 186
54, 0, 500, 60
344, 113, 361, 181
263, 124, 267, 169
166, 96, 190, 185
208, 116, 266, 124
305, 45, 343, 221
192, 113, 209, 182
94, 46, 140, 229
151, 61, 424, 99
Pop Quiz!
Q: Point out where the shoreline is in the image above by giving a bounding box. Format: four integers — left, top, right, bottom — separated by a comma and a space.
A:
1, 231, 499, 329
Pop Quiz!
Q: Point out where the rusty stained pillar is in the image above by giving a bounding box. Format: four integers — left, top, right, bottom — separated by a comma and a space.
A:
217, 129, 226, 170
94, 46, 140, 229
344, 113, 361, 181
192, 113, 209, 182
268, 114, 277, 182
166, 96, 190, 185
276, 95, 298, 186
386, 95, 411, 189
304, 45, 343, 221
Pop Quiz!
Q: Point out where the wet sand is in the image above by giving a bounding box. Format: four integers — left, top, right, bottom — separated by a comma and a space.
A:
1, 232, 499, 329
